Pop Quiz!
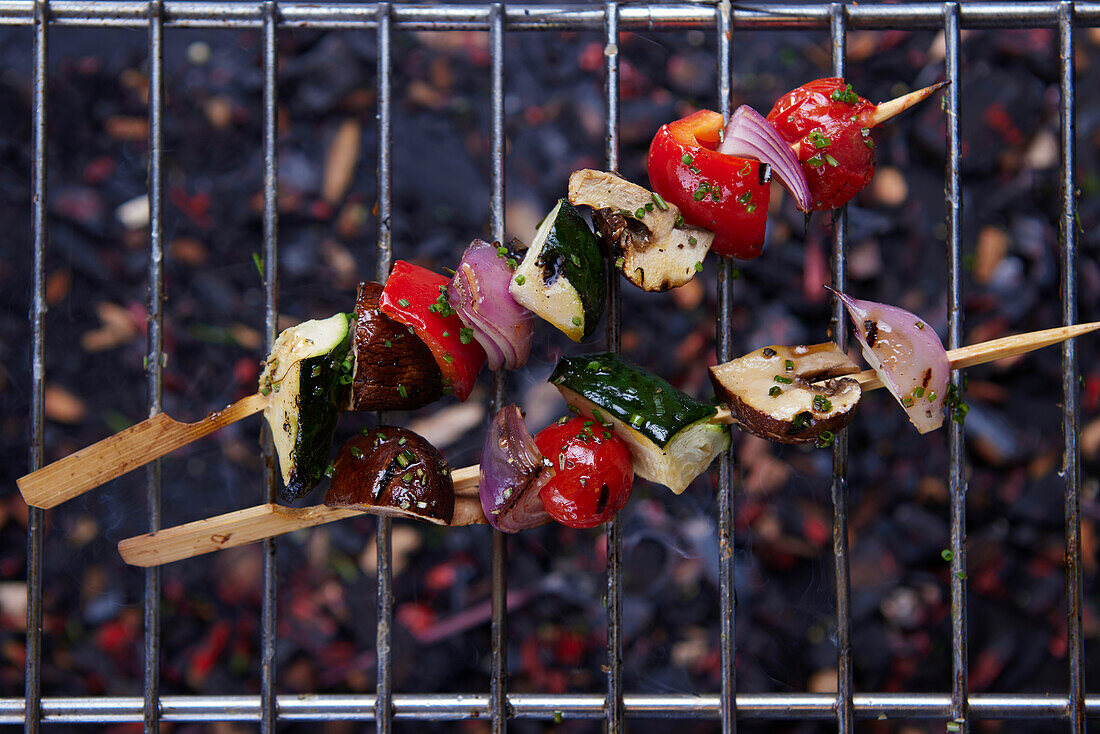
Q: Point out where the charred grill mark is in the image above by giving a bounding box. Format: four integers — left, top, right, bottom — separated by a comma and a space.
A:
597, 483, 610, 513
864, 319, 879, 348
922, 368, 932, 388
762, 348, 777, 358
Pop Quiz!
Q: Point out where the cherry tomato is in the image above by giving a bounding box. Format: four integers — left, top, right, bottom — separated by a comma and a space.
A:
766, 78, 877, 211
534, 416, 634, 529
647, 110, 771, 260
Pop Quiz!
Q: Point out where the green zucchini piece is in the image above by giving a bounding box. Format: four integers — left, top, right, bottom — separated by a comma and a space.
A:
549, 352, 729, 494
509, 198, 605, 342
259, 312, 352, 501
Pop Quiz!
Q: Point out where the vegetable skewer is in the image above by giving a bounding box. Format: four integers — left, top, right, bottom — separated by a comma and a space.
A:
20, 320, 1100, 511
116, 320, 1100, 568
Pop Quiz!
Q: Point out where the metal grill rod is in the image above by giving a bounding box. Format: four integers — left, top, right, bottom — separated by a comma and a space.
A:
1, 693, 1097, 723
828, 5, 854, 731
142, 1, 166, 730
0, 2, 1099, 30
259, 0, 280, 730
943, 3, 969, 732
23, 1, 47, 731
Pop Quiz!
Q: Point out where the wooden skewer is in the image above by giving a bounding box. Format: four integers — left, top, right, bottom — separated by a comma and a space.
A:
870, 81, 949, 126
17, 393, 267, 510
118, 321, 1100, 568
118, 466, 482, 567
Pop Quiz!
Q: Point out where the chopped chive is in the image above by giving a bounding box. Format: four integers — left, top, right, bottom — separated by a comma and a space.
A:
396, 452, 410, 468
442, 353, 454, 364
824, 153, 839, 167
812, 395, 832, 412
324, 463, 335, 477
514, 274, 526, 286
398, 298, 410, 308
773, 375, 793, 384
784, 359, 794, 371
769, 386, 782, 397
652, 192, 668, 210
507, 258, 518, 269
927, 391, 937, 402
681, 153, 694, 165
688, 235, 698, 246
807, 154, 825, 167
571, 316, 582, 326
913, 387, 925, 398
675, 214, 685, 227
497, 245, 508, 257
738, 192, 753, 205
635, 207, 646, 218
694, 262, 703, 272
746, 203, 757, 214
350, 447, 364, 459
693, 182, 710, 201
644, 202, 654, 212
459, 327, 474, 344
398, 437, 407, 445
614, 257, 625, 269
941, 549, 954, 562
398, 384, 408, 398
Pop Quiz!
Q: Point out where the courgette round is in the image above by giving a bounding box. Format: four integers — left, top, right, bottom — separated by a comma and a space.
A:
509, 198, 605, 342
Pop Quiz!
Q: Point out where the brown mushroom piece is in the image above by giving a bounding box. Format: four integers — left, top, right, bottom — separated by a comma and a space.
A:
325, 427, 455, 525
347, 282, 443, 411
568, 169, 714, 292
709, 343, 863, 445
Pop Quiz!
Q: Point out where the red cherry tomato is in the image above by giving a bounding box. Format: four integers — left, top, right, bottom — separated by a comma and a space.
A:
766, 78, 877, 211
647, 110, 771, 260
534, 416, 634, 529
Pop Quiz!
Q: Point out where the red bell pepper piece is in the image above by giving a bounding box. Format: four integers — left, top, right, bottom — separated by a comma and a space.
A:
647, 109, 771, 260
380, 260, 487, 402
766, 78, 877, 211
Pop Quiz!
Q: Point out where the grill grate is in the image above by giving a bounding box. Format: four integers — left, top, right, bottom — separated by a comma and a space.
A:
9, 2, 1095, 732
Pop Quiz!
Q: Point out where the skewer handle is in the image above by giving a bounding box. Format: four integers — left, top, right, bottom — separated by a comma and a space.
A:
119, 492, 486, 567
17, 393, 266, 509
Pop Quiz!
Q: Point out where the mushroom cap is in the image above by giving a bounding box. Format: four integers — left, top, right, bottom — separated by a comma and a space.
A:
569, 169, 713, 292
710, 343, 862, 445
325, 426, 455, 525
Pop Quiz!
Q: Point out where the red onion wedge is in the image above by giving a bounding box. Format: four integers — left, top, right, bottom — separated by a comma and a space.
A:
830, 288, 949, 434
479, 404, 554, 533
448, 239, 534, 371
718, 104, 812, 212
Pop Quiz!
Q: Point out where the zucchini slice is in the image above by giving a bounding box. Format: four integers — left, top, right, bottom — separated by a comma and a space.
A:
549, 352, 729, 494
259, 312, 352, 501
509, 199, 605, 342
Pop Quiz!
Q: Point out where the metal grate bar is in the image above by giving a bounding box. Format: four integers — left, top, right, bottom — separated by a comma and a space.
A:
488, 3, 509, 731
1, 3, 1100, 31
24, 1, 48, 732
374, 3, 395, 732
259, 2, 280, 729
1, 693, 1098, 722
603, 3, 624, 731
1057, 3, 1086, 732
943, 3, 968, 733
143, 1, 166, 730
714, 2, 737, 733
827, 4, 854, 732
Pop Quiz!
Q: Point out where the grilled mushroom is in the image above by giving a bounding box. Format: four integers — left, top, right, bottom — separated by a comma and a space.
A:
325, 427, 455, 525
348, 282, 443, 411
709, 343, 862, 444
568, 169, 714, 292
